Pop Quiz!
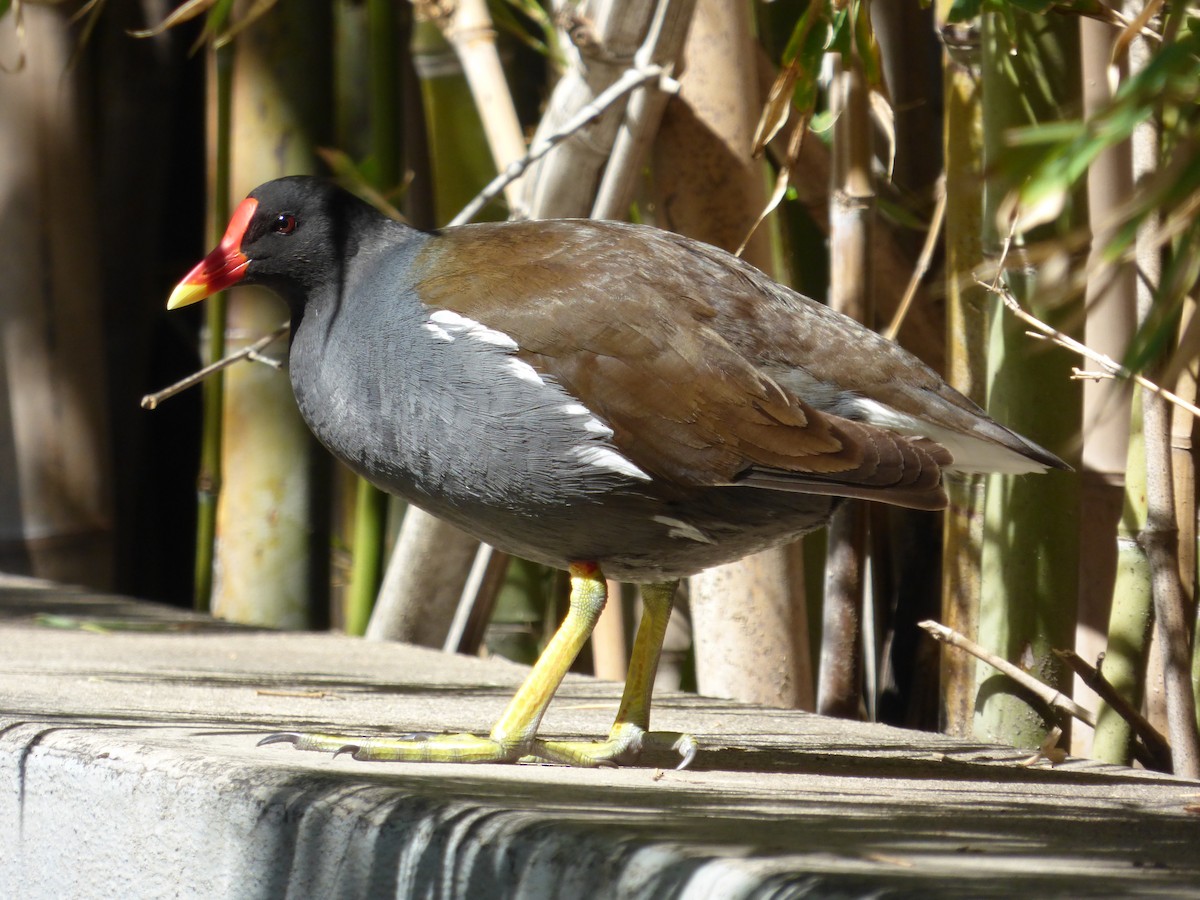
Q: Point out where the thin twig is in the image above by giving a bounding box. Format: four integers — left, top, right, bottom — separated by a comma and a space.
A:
977, 276, 1200, 420
884, 174, 946, 341
918, 619, 1097, 727
141, 324, 290, 410
451, 64, 676, 227
1054, 648, 1172, 772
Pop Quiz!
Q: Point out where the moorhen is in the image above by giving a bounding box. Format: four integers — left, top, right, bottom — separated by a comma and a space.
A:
168, 176, 1066, 767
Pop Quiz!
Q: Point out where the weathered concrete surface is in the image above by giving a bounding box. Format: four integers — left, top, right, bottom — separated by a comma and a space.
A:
1, 574, 1198, 899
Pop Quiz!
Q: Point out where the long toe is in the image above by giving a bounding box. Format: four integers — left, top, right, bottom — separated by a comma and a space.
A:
257, 730, 530, 764
531, 725, 698, 769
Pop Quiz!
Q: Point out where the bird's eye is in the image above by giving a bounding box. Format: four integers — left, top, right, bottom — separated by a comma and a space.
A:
274, 214, 296, 235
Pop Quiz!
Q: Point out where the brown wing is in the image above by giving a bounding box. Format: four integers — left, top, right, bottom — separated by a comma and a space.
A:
411, 220, 951, 510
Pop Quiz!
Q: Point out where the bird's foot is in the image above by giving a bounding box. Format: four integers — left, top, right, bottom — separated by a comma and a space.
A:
258, 730, 525, 764
529, 723, 698, 769
258, 724, 697, 768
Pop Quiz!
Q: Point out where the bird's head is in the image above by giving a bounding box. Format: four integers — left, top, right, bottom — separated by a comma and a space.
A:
167, 176, 378, 311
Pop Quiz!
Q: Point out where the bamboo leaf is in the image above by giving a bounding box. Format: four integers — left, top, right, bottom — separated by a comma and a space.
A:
827, 6, 851, 56
753, 61, 801, 154
128, 0, 218, 38
781, 0, 823, 63
870, 88, 895, 180
188, 0, 236, 55
213, 0, 281, 49
753, 0, 829, 155
851, 0, 894, 177
490, 0, 557, 61
852, 0, 883, 87
315, 147, 405, 220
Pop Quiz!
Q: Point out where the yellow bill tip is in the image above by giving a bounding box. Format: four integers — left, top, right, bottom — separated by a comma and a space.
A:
166, 279, 212, 310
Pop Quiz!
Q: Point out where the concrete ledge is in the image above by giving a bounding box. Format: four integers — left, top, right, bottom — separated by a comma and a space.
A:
2, 575, 1198, 898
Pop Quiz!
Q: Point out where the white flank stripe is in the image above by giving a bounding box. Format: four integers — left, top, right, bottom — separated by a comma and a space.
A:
561, 403, 613, 437
573, 445, 651, 481
428, 309, 470, 327
652, 515, 715, 544
507, 358, 546, 385
428, 309, 518, 350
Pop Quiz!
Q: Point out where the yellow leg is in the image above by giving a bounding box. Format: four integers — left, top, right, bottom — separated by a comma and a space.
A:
534, 580, 697, 768
260, 561, 609, 763
486, 560, 607, 751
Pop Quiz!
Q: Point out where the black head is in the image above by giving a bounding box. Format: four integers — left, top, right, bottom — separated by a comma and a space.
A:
167, 176, 387, 313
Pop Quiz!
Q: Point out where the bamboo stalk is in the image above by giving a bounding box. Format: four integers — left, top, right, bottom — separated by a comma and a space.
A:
975, 8, 1081, 750
589, 0, 697, 220
1094, 394, 1154, 764
195, 37, 233, 613
1075, 12, 1136, 758
818, 48, 873, 720
342, 0, 404, 635
443, 0, 526, 213
0, 2, 113, 589
1127, 7, 1200, 779
660, 0, 810, 712
516, 0, 680, 219
213, 0, 333, 629
936, 2, 987, 736
1168, 297, 1197, 728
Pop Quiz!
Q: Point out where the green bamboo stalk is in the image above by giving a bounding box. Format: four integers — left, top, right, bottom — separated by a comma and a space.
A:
975, 9, 1082, 750
412, 19, 504, 225
344, 478, 389, 634
367, 0, 400, 185
342, 0, 401, 635
1128, 4, 1199, 777
1093, 394, 1152, 764
194, 38, 233, 613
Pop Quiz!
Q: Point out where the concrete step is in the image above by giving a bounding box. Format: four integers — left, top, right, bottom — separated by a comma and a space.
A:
2, 574, 1197, 898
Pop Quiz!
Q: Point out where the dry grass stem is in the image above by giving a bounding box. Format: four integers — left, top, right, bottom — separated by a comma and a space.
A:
884, 174, 946, 341
918, 619, 1097, 727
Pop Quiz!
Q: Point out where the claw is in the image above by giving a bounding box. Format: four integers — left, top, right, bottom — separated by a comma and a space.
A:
332, 744, 361, 759
257, 732, 303, 747
673, 735, 698, 770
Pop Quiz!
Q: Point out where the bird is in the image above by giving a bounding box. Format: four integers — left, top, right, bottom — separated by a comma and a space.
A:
167, 175, 1067, 768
